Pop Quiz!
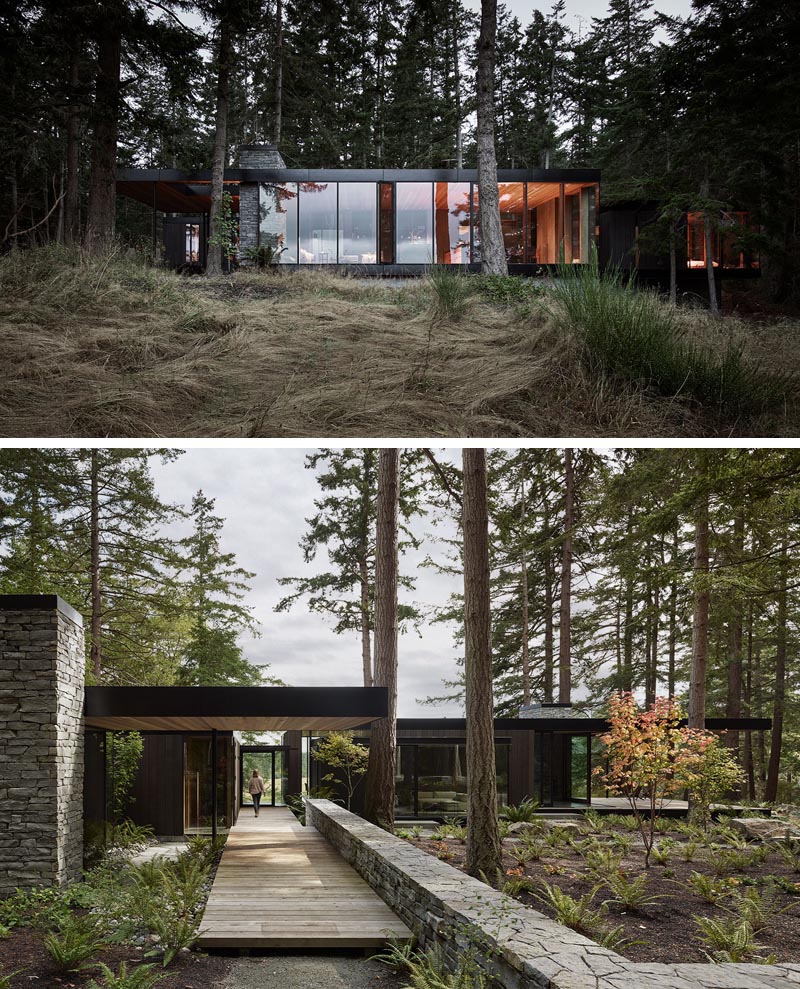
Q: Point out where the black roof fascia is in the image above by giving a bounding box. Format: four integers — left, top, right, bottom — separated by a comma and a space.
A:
85, 685, 388, 720
117, 167, 601, 184
395, 716, 771, 733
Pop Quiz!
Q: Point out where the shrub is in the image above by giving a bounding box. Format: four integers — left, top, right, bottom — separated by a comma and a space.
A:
549, 257, 792, 415
685, 871, 733, 904
242, 244, 284, 268
650, 841, 674, 866
533, 881, 604, 932
680, 840, 700, 862
512, 837, 546, 864
0, 884, 71, 932
426, 266, 473, 319
474, 274, 543, 308
680, 734, 743, 829
43, 913, 107, 973
499, 797, 540, 822
582, 845, 624, 880
775, 839, 800, 873
730, 883, 797, 934
600, 872, 664, 912
693, 915, 773, 963
87, 961, 167, 989
311, 732, 369, 810
501, 868, 537, 898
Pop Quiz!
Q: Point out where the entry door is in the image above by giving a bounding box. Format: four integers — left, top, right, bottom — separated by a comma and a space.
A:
241, 748, 288, 807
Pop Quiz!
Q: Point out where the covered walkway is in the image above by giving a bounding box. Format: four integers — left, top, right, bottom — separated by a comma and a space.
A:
197, 807, 412, 949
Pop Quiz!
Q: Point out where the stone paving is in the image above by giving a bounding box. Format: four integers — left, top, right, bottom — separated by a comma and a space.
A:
306, 800, 800, 989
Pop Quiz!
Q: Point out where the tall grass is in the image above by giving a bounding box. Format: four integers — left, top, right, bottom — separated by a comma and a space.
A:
426, 265, 474, 318
548, 258, 791, 416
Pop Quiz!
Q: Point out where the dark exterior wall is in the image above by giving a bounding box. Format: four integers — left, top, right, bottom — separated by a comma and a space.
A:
83, 731, 106, 828
128, 734, 184, 838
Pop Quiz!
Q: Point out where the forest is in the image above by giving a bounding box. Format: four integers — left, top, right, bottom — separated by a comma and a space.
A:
0, 446, 797, 804
1, 0, 798, 299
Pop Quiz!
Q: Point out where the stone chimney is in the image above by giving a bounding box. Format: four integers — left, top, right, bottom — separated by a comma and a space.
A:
238, 144, 287, 260
0, 595, 85, 895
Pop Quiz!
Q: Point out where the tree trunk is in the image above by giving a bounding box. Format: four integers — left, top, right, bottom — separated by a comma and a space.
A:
519, 476, 531, 706
359, 557, 372, 687
90, 450, 102, 681
668, 529, 678, 698
701, 177, 719, 316
558, 448, 573, 703
462, 448, 501, 879
363, 449, 399, 827
64, 47, 82, 244
669, 225, 677, 306
688, 467, 709, 729
725, 514, 745, 773
765, 536, 788, 803
85, 8, 122, 248
542, 487, 554, 703
743, 604, 755, 800
475, 0, 507, 275
273, 0, 283, 145
452, 0, 463, 170
206, 6, 233, 276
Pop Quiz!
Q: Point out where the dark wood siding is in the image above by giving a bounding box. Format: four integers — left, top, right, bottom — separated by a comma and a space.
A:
128, 735, 184, 838
284, 731, 303, 797
83, 731, 106, 826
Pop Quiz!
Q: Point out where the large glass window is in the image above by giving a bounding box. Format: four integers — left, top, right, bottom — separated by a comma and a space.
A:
687, 211, 756, 270
396, 183, 433, 263
472, 183, 526, 264
259, 183, 298, 262
435, 183, 471, 264
338, 183, 377, 263
184, 736, 231, 834
563, 183, 598, 263
570, 735, 589, 802
526, 183, 562, 263
379, 183, 394, 264
395, 745, 416, 817
299, 182, 337, 263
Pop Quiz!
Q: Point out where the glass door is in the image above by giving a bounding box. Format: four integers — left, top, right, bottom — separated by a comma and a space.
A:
240, 747, 288, 807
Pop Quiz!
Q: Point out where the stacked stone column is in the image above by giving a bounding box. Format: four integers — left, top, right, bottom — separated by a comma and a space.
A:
0, 595, 85, 896
237, 143, 287, 260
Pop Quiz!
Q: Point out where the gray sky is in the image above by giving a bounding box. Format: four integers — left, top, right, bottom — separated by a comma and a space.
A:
150, 448, 467, 719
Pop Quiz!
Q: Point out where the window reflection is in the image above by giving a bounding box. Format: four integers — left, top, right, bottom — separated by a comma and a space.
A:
184, 223, 200, 264
259, 182, 297, 262
563, 183, 598, 264
396, 183, 433, 263
379, 183, 394, 264
338, 183, 377, 263
687, 211, 756, 269
435, 183, 471, 264
397, 742, 509, 818
299, 182, 337, 263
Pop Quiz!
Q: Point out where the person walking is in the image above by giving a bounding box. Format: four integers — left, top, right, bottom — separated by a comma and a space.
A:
248, 768, 265, 816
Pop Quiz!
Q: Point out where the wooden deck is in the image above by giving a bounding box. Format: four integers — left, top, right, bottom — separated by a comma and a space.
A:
197, 806, 412, 949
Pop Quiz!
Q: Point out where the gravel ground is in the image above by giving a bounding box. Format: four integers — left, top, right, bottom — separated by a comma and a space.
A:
222, 952, 407, 989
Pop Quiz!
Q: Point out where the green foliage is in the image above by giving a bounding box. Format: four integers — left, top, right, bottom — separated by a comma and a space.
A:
109, 732, 144, 821
0, 884, 72, 932
685, 871, 734, 905
499, 797, 540, 822
600, 871, 664, 912
473, 274, 544, 309
426, 266, 474, 319
775, 839, 800, 873
0, 970, 24, 989
242, 244, 283, 268
43, 913, 108, 972
693, 915, 774, 964
207, 191, 238, 263
548, 258, 789, 415
650, 840, 675, 866
375, 941, 487, 989
708, 844, 769, 875
511, 836, 546, 864
87, 961, 167, 989
582, 845, 624, 880
533, 881, 604, 932
680, 840, 700, 862
682, 736, 744, 829
312, 732, 370, 810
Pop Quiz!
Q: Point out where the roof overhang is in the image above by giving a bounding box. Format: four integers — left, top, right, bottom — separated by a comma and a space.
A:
84, 686, 388, 731
395, 717, 772, 733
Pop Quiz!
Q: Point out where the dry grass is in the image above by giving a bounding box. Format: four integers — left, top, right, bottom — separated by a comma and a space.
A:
1, 245, 797, 438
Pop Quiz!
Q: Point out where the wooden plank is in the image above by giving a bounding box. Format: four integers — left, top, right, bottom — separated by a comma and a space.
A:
196, 806, 411, 950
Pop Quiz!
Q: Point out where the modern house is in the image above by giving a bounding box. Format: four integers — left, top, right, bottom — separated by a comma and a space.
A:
82, 689, 771, 837
116, 145, 760, 294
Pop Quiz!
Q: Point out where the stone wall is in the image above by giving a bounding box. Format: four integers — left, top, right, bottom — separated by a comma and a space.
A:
306, 799, 800, 989
237, 143, 286, 259
0, 595, 85, 896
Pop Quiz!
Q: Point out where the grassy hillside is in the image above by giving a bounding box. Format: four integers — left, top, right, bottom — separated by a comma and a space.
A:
1, 246, 797, 438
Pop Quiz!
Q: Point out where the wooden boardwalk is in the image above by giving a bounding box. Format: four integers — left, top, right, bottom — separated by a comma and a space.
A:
197, 806, 412, 948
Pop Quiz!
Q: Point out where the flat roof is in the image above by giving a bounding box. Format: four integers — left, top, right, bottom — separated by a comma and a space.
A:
394, 717, 772, 733
84, 686, 388, 731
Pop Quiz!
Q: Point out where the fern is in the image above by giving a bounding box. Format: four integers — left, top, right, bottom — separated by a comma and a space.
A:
87, 961, 167, 989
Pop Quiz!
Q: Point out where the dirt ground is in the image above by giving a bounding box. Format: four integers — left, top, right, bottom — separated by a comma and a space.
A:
411, 828, 800, 964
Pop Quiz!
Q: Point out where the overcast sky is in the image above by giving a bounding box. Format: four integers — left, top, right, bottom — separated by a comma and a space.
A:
471, 0, 693, 30
150, 448, 468, 718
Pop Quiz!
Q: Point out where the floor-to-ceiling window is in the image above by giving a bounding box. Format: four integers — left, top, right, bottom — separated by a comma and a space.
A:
396, 183, 433, 263
563, 183, 598, 263
259, 182, 298, 262
434, 183, 471, 264
526, 183, 562, 263
184, 735, 232, 834
299, 182, 337, 263
338, 183, 377, 263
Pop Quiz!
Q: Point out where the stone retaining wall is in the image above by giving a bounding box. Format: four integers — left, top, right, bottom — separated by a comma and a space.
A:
306, 799, 800, 989
0, 596, 85, 896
